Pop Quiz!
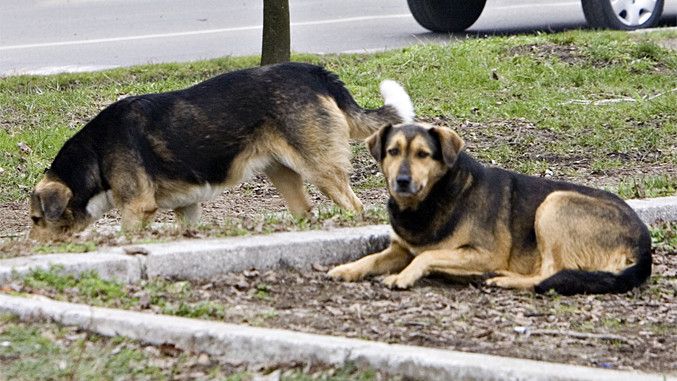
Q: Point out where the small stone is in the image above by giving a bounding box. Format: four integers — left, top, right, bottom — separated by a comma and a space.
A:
243, 269, 259, 278
17, 142, 32, 155
197, 353, 211, 366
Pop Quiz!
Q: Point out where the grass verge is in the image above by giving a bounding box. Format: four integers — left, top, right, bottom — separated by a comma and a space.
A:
0, 315, 386, 380
1, 30, 675, 203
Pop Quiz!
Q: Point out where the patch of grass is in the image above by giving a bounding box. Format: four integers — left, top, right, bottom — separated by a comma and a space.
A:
21, 267, 125, 303
33, 241, 97, 254
600, 317, 622, 331
614, 175, 676, 199
354, 173, 385, 191
650, 221, 676, 251
1, 30, 676, 203
0, 314, 168, 380
1, 314, 386, 380
255, 283, 271, 300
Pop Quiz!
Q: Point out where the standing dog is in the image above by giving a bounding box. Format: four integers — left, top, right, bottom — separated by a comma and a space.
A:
29, 63, 414, 241
328, 123, 651, 295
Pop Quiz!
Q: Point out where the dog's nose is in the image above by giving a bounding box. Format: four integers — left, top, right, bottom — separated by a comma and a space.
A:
396, 175, 411, 189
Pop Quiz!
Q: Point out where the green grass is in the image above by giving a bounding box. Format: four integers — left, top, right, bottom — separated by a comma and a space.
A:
650, 221, 676, 251
1, 30, 676, 203
0, 314, 384, 380
614, 175, 677, 199
33, 241, 97, 254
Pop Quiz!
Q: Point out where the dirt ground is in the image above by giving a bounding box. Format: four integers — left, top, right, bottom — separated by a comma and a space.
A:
15, 230, 676, 375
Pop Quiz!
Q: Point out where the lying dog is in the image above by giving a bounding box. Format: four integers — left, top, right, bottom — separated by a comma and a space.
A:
29, 62, 414, 241
328, 123, 651, 295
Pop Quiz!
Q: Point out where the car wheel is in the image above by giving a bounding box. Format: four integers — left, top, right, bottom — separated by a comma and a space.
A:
581, 0, 665, 30
407, 0, 487, 33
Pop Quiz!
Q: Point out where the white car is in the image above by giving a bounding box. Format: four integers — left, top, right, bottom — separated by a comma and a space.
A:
408, 0, 674, 32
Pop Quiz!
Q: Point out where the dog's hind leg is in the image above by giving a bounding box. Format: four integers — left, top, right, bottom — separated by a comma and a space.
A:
110, 168, 158, 233
265, 162, 312, 218
486, 271, 551, 291
313, 169, 364, 213
175, 203, 201, 227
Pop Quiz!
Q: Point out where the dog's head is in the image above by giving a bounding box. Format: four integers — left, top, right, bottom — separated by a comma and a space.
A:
367, 123, 465, 209
29, 175, 90, 241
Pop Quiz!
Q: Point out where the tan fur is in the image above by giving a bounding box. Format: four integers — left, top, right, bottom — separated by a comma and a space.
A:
29, 177, 77, 241
486, 191, 637, 290
329, 124, 642, 293
381, 133, 448, 210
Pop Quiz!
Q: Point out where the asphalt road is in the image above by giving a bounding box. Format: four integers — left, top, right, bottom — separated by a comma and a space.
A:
1, 0, 676, 75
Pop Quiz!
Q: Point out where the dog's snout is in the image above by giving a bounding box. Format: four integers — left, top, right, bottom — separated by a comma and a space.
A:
396, 175, 411, 189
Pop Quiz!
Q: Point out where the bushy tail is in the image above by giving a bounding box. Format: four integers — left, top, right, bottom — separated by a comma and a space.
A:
535, 232, 652, 295
344, 80, 414, 139
321, 71, 414, 139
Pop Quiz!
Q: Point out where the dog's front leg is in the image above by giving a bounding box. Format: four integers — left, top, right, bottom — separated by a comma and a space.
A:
327, 241, 412, 282
383, 247, 496, 289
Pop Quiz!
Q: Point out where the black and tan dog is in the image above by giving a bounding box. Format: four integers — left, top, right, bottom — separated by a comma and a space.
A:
29, 62, 414, 241
328, 123, 651, 295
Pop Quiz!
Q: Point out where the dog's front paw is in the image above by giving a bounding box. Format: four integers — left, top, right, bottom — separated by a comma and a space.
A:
327, 264, 365, 282
383, 274, 415, 289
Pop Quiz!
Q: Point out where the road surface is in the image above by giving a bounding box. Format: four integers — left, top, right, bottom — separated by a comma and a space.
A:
1, 0, 675, 75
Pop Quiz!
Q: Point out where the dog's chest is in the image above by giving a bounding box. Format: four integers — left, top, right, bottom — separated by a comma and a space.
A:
86, 190, 115, 219
157, 183, 226, 209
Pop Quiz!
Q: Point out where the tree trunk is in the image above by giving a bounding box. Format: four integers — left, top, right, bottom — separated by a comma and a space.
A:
261, 0, 290, 66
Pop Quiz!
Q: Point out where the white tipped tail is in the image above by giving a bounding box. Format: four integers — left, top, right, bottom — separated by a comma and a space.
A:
379, 80, 415, 123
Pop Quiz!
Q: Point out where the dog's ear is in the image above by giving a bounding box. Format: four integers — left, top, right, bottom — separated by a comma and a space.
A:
429, 127, 465, 167
34, 181, 72, 222
366, 124, 393, 162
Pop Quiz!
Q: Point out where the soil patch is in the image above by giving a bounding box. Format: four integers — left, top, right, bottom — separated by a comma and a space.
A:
657, 37, 677, 51
14, 225, 676, 375
507, 44, 586, 65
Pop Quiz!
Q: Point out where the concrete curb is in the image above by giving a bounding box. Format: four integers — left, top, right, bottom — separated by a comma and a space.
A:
141, 225, 389, 280
0, 294, 671, 381
0, 225, 390, 284
0, 251, 142, 284
0, 196, 675, 284
626, 196, 677, 224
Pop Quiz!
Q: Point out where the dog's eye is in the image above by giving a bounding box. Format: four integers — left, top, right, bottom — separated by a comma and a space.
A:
416, 151, 430, 159
387, 148, 400, 156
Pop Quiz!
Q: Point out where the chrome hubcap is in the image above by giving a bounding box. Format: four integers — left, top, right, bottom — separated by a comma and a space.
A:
610, 0, 657, 26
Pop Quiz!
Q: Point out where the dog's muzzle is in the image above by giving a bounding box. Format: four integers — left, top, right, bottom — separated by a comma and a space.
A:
394, 175, 418, 195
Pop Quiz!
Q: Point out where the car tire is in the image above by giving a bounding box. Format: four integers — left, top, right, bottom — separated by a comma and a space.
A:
581, 0, 664, 30
407, 0, 487, 33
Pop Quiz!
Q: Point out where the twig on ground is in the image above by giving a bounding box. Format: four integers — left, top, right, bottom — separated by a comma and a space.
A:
514, 326, 633, 344
561, 88, 677, 106
0, 233, 22, 239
